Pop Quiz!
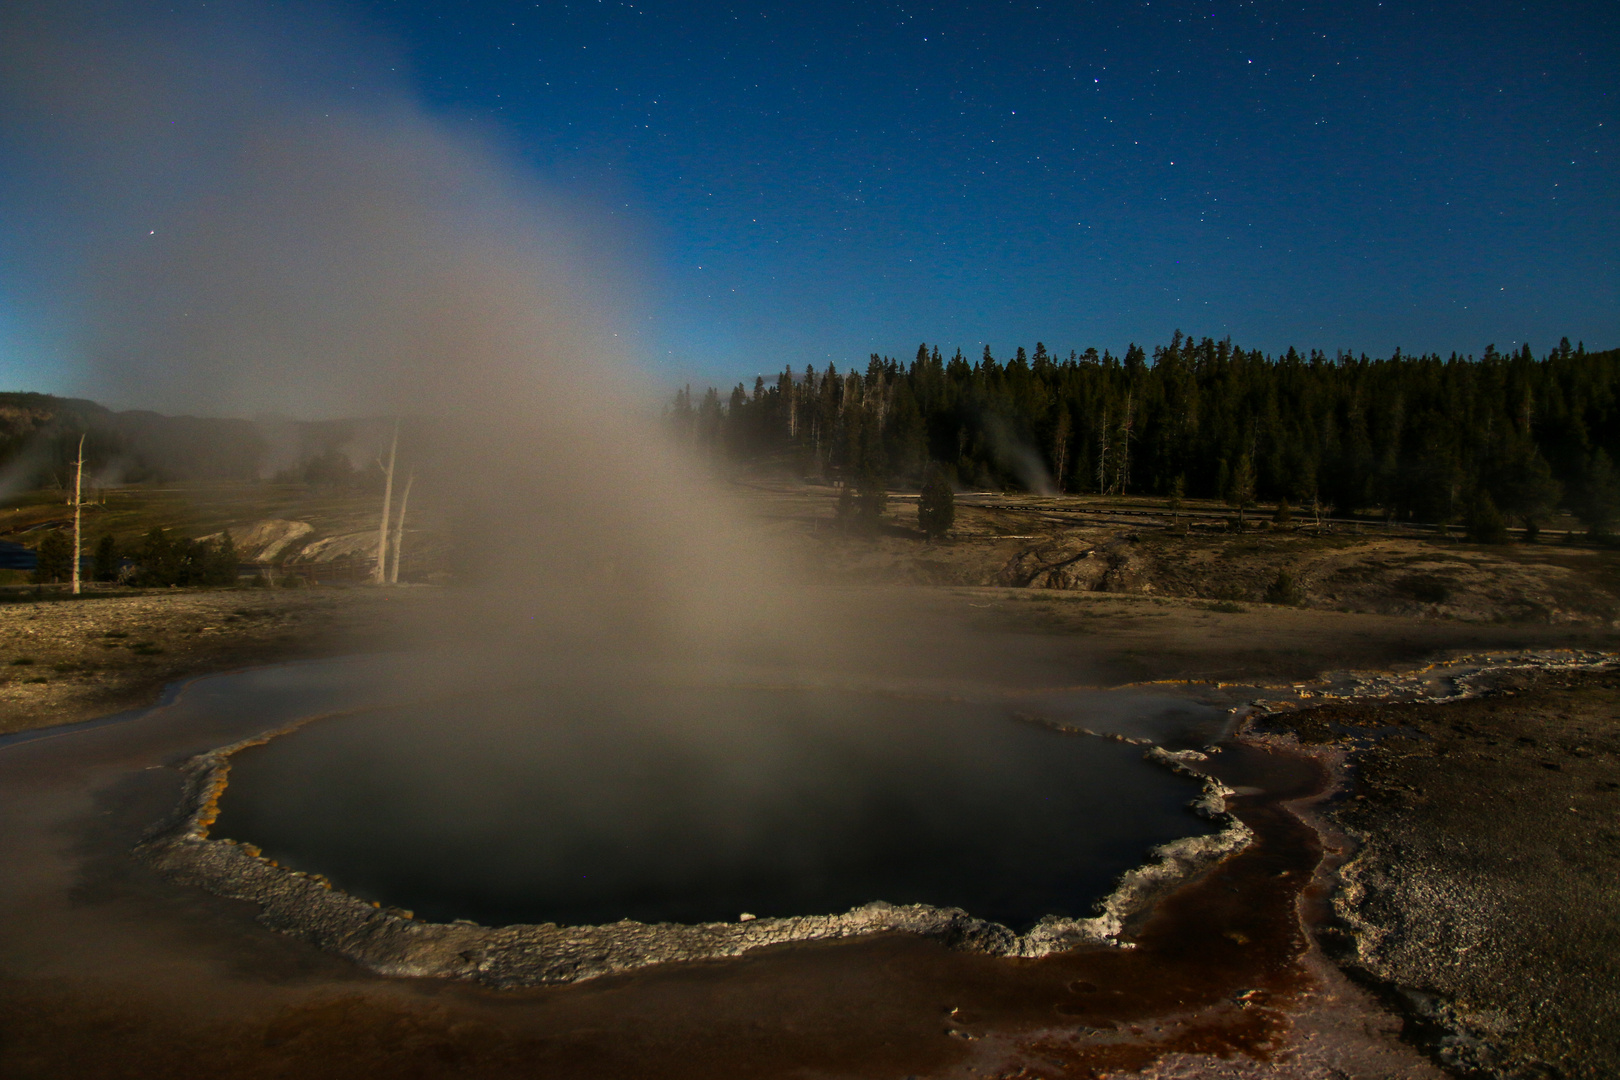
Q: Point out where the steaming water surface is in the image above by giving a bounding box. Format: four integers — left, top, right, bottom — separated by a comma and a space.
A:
211, 663, 1224, 931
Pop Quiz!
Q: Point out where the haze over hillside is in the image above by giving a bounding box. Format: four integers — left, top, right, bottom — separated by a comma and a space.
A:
0, 390, 403, 495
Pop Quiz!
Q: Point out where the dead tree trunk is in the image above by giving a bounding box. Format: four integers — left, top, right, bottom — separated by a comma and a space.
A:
1052, 410, 1071, 494
71, 433, 85, 595
388, 470, 414, 585
373, 420, 399, 585
1095, 409, 1110, 495
1115, 391, 1133, 496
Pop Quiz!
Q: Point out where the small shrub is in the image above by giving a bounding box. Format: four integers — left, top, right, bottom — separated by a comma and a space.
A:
11, 657, 35, 666
1264, 569, 1303, 605
1466, 492, 1510, 544
1204, 600, 1246, 614
835, 484, 856, 525
1396, 575, 1451, 604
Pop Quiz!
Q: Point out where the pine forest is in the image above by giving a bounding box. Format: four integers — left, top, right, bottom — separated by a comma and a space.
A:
670, 333, 1620, 532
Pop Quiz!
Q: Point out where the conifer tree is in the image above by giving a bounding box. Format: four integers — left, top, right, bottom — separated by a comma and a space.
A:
1493, 443, 1561, 540
206, 533, 239, 587
1575, 450, 1620, 538
1231, 452, 1257, 525
93, 534, 119, 582
1466, 491, 1510, 544
132, 527, 181, 586
855, 470, 888, 532
835, 483, 856, 528
32, 529, 72, 584
918, 466, 955, 540
1051, 408, 1072, 493
670, 335, 1620, 525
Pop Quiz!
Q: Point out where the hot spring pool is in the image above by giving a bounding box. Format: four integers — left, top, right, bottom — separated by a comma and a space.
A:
210, 677, 1223, 930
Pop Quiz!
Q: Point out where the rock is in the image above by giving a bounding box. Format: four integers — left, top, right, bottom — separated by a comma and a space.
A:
228, 519, 315, 562
293, 531, 380, 564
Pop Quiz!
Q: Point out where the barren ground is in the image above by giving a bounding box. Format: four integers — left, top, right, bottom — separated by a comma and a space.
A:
4, 580, 1611, 739
1250, 667, 1620, 1079
2, 479, 1619, 1077
0, 586, 420, 734
745, 480, 1620, 627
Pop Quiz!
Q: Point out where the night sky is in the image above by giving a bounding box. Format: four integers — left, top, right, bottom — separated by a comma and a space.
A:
2, 1, 1617, 395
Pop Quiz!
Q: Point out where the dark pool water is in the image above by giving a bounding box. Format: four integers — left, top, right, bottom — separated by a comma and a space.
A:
213, 681, 1219, 930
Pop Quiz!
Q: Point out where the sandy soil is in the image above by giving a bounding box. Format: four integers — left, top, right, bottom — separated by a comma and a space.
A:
4, 579, 1610, 737
1248, 668, 1620, 1079
949, 587, 1620, 686
0, 587, 417, 735
741, 480, 1620, 627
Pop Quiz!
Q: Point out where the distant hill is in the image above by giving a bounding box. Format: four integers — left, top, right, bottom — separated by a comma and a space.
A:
0, 392, 382, 492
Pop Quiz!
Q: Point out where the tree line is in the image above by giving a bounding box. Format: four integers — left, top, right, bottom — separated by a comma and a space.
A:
30, 528, 241, 588
671, 334, 1620, 535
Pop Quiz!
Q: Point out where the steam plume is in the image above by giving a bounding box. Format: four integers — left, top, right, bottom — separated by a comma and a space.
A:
0, 0, 1103, 750
2, 1, 812, 670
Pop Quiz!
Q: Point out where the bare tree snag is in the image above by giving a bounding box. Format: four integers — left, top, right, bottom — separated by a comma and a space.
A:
1095, 408, 1109, 495
1116, 390, 1133, 496
1052, 410, 1071, 494
388, 470, 414, 585
71, 433, 85, 595
373, 420, 399, 585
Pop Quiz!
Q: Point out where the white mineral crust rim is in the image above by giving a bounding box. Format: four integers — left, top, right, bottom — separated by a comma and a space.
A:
136, 714, 1255, 987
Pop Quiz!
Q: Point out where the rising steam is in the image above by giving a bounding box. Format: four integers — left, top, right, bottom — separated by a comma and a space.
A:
1, 0, 1110, 694
3, 0, 810, 671
0, 4, 1145, 925
0, 6, 1234, 956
